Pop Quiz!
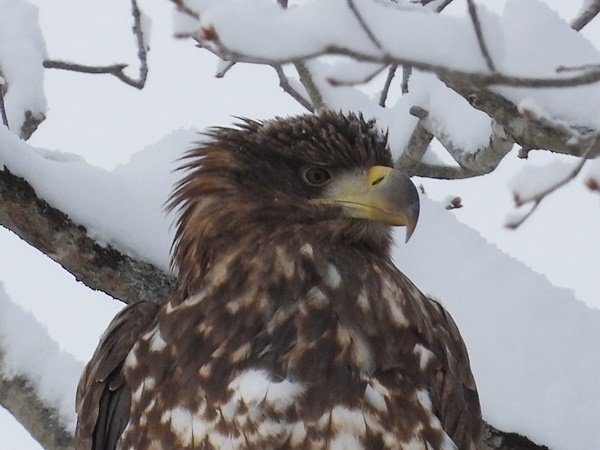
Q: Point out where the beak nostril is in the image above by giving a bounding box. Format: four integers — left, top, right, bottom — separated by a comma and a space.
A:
371, 176, 385, 187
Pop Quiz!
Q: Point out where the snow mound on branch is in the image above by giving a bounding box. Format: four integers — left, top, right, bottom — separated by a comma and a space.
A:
0, 281, 81, 432
0, 127, 196, 270
495, 0, 600, 128
0, 0, 47, 134
394, 198, 600, 450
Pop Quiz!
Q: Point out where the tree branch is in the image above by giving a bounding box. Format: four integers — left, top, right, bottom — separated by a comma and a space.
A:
347, 0, 383, 50
396, 107, 434, 174
506, 136, 597, 229
294, 61, 324, 110
0, 166, 174, 305
327, 64, 387, 87
183, 21, 600, 91
402, 106, 514, 179
379, 64, 398, 106
466, 0, 496, 72
43, 0, 149, 90
0, 79, 9, 130
0, 351, 74, 450
273, 65, 314, 112
571, 0, 600, 31
444, 79, 600, 159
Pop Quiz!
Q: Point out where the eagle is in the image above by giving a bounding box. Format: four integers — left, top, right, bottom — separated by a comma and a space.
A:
75, 111, 481, 450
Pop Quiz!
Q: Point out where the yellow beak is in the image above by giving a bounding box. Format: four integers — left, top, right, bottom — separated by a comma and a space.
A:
321, 165, 420, 242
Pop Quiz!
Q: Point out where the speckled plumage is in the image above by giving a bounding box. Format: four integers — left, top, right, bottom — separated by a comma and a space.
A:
75, 111, 481, 450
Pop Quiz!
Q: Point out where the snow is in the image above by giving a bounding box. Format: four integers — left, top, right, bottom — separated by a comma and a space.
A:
495, 0, 600, 128
173, 0, 600, 156
0, 0, 599, 449
0, 126, 196, 270
0, 281, 82, 432
0, 0, 47, 134
394, 197, 600, 449
509, 158, 577, 203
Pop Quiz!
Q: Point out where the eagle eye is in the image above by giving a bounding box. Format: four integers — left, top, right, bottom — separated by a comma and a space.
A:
303, 167, 332, 186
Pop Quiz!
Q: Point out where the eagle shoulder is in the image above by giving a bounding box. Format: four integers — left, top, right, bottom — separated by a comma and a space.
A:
75, 301, 159, 450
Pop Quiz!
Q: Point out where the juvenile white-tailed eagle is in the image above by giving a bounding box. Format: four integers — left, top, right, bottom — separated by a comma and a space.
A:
75, 111, 481, 449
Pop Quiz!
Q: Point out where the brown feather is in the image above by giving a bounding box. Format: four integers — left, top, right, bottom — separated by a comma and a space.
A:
76, 111, 481, 449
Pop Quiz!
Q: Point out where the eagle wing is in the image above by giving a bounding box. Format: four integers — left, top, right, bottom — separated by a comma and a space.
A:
425, 297, 481, 449
75, 301, 159, 450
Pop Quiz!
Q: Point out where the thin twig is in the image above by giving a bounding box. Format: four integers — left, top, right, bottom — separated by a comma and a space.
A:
571, 0, 600, 31
435, 0, 456, 13
294, 61, 324, 110
347, 0, 383, 50
506, 136, 597, 229
44, 0, 149, 90
170, 0, 200, 19
273, 65, 314, 112
189, 33, 600, 89
395, 107, 434, 174
401, 65, 412, 94
466, 0, 496, 72
0, 82, 9, 129
215, 60, 236, 78
379, 64, 398, 107
556, 63, 600, 73
130, 0, 149, 89
327, 64, 386, 86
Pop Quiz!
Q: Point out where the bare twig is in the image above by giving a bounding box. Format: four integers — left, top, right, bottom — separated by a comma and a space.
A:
294, 61, 324, 110
327, 64, 386, 86
506, 137, 597, 229
273, 65, 314, 112
170, 0, 200, 19
401, 65, 412, 94
130, 0, 149, 88
380, 64, 398, 106
556, 63, 600, 74
571, 0, 600, 31
0, 81, 8, 129
347, 0, 383, 50
466, 0, 496, 72
435, 0, 456, 13
215, 60, 236, 78
43, 0, 149, 90
188, 28, 600, 90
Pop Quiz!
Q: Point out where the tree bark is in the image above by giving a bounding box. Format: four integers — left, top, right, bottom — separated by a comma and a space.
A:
0, 166, 174, 306
0, 350, 74, 450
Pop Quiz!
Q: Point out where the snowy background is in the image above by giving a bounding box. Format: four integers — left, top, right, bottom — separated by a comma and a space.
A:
0, 0, 599, 448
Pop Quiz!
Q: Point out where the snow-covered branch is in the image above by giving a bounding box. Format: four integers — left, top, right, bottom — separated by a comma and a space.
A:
0, 166, 174, 305
0, 355, 74, 450
506, 136, 598, 229
0, 285, 75, 450
572, 0, 600, 31
173, 0, 600, 182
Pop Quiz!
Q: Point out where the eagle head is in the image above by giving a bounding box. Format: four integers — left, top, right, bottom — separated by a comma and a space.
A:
169, 111, 419, 292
